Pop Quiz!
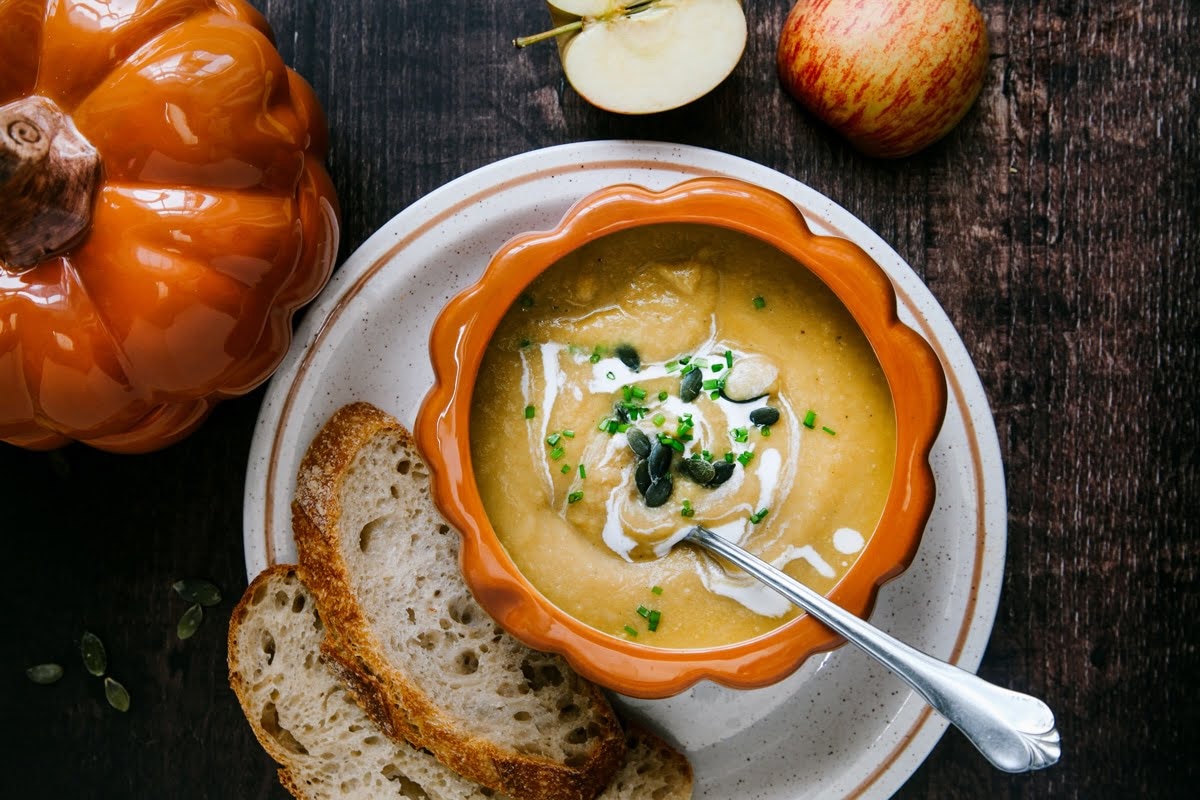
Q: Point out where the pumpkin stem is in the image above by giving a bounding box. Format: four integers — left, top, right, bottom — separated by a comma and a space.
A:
0, 96, 101, 271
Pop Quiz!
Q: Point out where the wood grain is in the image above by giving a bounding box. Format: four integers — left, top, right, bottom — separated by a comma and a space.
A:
1, 0, 1196, 797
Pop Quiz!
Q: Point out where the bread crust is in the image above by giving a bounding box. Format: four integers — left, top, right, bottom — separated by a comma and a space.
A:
291, 402, 625, 800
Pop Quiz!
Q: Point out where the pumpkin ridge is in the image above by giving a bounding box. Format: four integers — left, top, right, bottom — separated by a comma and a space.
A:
36, 0, 217, 111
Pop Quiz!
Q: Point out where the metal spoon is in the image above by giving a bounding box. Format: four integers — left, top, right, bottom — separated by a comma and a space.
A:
686, 525, 1061, 773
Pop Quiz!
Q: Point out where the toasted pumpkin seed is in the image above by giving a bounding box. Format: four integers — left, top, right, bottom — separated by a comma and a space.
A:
749, 406, 781, 426
615, 344, 640, 371
679, 367, 703, 403
626, 427, 652, 459
177, 604, 204, 640
26, 663, 63, 685
680, 458, 716, 485
644, 475, 673, 508
104, 677, 130, 712
80, 631, 106, 677
648, 440, 672, 480
707, 460, 736, 488
635, 460, 652, 495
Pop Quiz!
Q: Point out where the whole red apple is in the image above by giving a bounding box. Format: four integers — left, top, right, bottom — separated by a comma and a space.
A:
777, 0, 989, 158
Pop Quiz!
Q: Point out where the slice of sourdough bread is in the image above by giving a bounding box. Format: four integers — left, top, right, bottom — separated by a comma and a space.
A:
228, 565, 694, 800
291, 402, 625, 800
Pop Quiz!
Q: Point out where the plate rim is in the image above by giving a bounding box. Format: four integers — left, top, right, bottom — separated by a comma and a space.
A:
242, 140, 1007, 800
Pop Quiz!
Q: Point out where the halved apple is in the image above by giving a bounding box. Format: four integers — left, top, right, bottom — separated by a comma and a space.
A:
530, 0, 747, 115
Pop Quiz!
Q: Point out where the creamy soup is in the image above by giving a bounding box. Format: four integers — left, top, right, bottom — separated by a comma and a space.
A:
470, 224, 896, 649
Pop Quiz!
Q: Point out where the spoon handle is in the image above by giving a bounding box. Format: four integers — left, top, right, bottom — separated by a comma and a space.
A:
687, 526, 1061, 773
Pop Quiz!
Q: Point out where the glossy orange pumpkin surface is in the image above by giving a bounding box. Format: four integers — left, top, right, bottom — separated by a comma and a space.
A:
0, 0, 339, 453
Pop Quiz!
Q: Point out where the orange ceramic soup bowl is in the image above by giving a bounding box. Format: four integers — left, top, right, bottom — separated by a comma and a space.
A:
414, 177, 946, 698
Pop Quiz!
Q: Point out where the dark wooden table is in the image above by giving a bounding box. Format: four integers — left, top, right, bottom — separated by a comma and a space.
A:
4, 1, 1196, 797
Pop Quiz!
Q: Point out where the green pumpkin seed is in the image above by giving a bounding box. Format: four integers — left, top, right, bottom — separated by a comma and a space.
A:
707, 460, 736, 488
615, 344, 640, 372
635, 460, 652, 495
680, 458, 716, 485
626, 427, 652, 459
648, 440, 672, 480
679, 368, 703, 403
749, 406, 781, 426
26, 663, 64, 685
172, 579, 222, 607
644, 475, 673, 508
104, 677, 130, 712
177, 604, 204, 640
80, 631, 106, 677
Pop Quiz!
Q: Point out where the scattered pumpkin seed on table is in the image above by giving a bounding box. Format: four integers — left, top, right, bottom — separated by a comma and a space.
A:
26, 663, 64, 685
104, 677, 130, 712
177, 604, 204, 640
172, 578, 222, 607
80, 631, 106, 677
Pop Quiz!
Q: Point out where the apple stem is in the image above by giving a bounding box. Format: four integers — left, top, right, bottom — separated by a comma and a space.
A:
513, 20, 583, 49
512, 0, 660, 49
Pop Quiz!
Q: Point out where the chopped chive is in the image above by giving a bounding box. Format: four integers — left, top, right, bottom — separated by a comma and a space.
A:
599, 418, 613, 431
546, 433, 562, 446
701, 450, 713, 462
652, 413, 666, 427
590, 353, 601, 363
738, 451, 754, 466
680, 499, 695, 518
606, 371, 616, 380
560, 464, 571, 474
616, 422, 631, 433
651, 585, 663, 596
665, 360, 680, 373
822, 426, 837, 436
753, 295, 766, 309
749, 507, 770, 524
579, 464, 587, 479
702, 378, 720, 390
562, 429, 576, 438
637, 605, 651, 619
803, 410, 817, 429
624, 625, 638, 637
679, 356, 691, 365
710, 390, 721, 399
724, 350, 734, 368
524, 405, 535, 419
658, 434, 685, 453
606, 420, 619, 434
724, 451, 735, 463
568, 491, 584, 503
712, 363, 724, 373
761, 426, 772, 437
647, 609, 661, 632
658, 390, 669, 402
622, 385, 633, 402
731, 427, 749, 443
692, 358, 709, 367
550, 447, 565, 460
631, 386, 648, 400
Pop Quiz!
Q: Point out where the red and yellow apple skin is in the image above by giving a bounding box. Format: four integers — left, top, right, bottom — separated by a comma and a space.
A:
777, 0, 989, 158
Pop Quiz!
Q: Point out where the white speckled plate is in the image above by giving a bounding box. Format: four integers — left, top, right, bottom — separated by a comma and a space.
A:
243, 141, 1006, 799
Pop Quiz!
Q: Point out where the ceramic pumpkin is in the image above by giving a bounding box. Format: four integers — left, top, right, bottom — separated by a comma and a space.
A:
0, 0, 339, 453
